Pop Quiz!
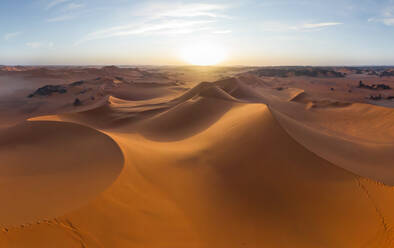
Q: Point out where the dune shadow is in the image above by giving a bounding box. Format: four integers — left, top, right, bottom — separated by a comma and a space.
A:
139, 96, 236, 142
0, 120, 124, 226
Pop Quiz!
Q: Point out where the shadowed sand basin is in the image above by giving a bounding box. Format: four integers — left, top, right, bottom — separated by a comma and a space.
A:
1, 75, 394, 247
0, 121, 124, 226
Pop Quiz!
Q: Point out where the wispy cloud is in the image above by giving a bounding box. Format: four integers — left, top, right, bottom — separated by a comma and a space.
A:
133, 3, 229, 19
301, 22, 342, 29
46, 0, 69, 10
45, 1, 84, 22
369, 7, 394, 26
383, 18, 394, 26
62, 2, 84, 11
262, 21, 342, 32
76, 20, 214, 45
76, 2, 231, 45
47, 14, 75, 22
212, 30, 232, 34
26, 41, 54, 49
4, 32, 22, 40
368, 17, 394, 26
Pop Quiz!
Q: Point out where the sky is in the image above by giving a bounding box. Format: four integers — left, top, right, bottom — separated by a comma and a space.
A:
1, 0, 394, 66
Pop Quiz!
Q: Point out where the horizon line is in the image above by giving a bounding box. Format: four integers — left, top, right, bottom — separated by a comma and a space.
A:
2, 64, 394, 68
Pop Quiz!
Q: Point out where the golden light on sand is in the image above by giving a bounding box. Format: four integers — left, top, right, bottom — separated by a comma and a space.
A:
180, 43, 227, 66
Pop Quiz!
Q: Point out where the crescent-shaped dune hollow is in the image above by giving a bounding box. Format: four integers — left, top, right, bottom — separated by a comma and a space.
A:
0, 121, 124, 227
1, 72, 394, 248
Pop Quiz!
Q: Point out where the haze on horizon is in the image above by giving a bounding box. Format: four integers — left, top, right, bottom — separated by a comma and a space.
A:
2, 0, 394, 66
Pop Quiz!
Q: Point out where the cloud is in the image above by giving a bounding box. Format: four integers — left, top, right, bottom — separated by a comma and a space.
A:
45, 2, 84, 22
76, 2, 232, 45
26, 42, 54, 49
4, 32, 22, 40
46, 0, 70, 10
47, 14, 75, 22
262, 21, 342, 32
369, 6, 394, 26
133, 3, 229, 19
301, 22, 342, 29
76, 20, 214, 45
382, 6, 394, 18
382, 18, 394, 26
63, 3, 84, 11
369, 17, 394, 26
212, 30, 232, 34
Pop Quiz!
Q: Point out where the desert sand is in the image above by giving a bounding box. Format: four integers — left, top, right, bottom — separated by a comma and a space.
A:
0, 66, 394, 247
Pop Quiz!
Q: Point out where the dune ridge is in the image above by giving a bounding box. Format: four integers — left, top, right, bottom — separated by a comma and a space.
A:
289, 90, 352, 109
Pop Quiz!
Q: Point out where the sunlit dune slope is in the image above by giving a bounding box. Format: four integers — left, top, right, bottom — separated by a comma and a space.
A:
272, 106, 394, 185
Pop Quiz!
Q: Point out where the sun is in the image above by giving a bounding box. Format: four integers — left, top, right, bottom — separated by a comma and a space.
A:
180, 43, 227, 66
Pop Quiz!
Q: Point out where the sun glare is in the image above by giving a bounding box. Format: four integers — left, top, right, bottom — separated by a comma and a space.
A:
180, 43, 227, 66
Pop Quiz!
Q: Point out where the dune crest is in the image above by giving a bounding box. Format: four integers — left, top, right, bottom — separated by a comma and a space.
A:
290, 91, 352, 109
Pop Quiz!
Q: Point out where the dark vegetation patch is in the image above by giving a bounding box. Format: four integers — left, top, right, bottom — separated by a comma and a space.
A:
69, 80, 84, 86
380, 70, 394, 77
28, 85, 67, 97
358, 81, 391, 90
73, 98, 82, 106
368, 94, 394, 101
252, 67, 345, 78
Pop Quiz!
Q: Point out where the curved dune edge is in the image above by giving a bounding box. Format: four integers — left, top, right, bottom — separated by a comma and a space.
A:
6, 102, 394, 247
271, 108, 394, 185
138, 96, 236, 141
268, 99, 394, 144
289, 90, 352, 109
0, 120, 124, 227
58, 95, 171, 129
305, 102, 394, 144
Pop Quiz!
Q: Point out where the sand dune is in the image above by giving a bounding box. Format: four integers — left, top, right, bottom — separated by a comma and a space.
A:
1, 72, 394, 247
273, 106, 394, 185
140, 96, 236, 141
198, 85, 240, 101
289, 90, 352, 109
170, 78, 264, 104
289, 90, 314, 103
214, 77, 265, 101
0, 121, 123, 226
